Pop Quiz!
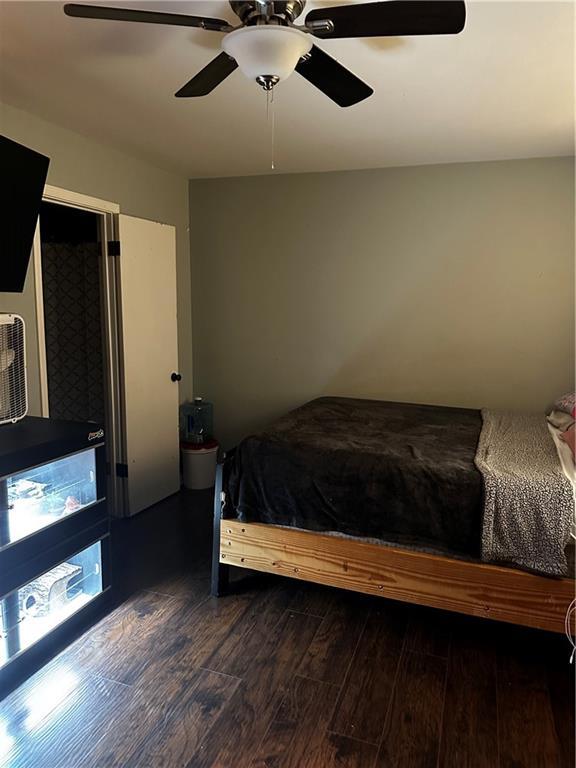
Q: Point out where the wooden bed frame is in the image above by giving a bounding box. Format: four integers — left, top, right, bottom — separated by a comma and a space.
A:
211, 464, 574, 634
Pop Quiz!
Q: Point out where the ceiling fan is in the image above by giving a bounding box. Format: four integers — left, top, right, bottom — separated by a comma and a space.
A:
63, 1, 466, 107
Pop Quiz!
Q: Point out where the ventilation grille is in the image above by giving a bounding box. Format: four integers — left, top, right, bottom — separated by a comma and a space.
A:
0, 314, 27, 425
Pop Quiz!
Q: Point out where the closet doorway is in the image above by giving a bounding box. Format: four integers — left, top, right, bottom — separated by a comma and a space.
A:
39, 201, 107, 425
35, 195, 123, 515
33, 188, 181, 518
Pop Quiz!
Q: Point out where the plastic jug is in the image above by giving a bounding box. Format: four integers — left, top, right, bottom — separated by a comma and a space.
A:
181, 397, 213, 444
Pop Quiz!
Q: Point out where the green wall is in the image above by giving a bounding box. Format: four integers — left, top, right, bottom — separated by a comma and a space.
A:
190, 157, 575, 448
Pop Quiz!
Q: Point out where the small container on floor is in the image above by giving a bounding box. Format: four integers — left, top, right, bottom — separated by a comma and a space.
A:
181, 439, 219, 490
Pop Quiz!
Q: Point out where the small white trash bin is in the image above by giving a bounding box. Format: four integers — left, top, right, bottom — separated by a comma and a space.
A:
181, 439, 219, 490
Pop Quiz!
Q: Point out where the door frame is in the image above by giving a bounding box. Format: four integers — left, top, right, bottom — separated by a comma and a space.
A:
42, 185, 120, 214
33, 185, 124, 515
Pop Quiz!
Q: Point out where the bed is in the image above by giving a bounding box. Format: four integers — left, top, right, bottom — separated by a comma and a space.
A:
212, 397, 575, 633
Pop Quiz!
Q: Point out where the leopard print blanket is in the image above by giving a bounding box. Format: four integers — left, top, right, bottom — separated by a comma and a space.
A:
475, 410, 574, 577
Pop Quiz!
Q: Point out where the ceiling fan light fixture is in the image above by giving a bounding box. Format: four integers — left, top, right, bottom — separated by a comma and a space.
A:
64, 1, 467, 106
222, 25, 312, 86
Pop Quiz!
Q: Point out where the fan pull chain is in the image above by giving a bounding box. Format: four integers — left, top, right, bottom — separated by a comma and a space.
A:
266, 87, 276, 171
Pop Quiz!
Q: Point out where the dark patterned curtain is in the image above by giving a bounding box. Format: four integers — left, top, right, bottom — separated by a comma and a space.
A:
41, 241, 105, 424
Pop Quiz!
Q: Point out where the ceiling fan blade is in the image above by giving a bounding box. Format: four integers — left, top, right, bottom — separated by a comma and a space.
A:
175, 53, 238, 97
305, 1, 466, 39
295, 46, 372, 107
63, 4, 232, 32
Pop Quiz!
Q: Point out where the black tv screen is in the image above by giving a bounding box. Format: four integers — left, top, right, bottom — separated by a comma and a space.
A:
0, 136, 50, 292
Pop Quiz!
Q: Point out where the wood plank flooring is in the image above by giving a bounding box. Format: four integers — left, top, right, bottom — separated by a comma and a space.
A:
1, 491, 573, 768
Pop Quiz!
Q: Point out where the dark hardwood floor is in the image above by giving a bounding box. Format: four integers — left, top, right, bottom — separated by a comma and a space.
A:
1, 491, 574, 767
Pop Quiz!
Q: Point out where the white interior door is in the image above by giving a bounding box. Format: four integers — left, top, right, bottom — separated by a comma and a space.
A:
118, 215, 180, 516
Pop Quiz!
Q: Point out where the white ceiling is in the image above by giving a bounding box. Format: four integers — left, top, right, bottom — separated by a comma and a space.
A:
0, 1, 574, 177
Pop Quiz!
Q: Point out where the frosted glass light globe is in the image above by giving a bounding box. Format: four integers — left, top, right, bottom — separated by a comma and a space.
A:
222, 26, 312, 83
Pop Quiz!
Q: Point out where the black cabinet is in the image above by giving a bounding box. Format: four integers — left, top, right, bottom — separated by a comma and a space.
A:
0, 417, 111, 697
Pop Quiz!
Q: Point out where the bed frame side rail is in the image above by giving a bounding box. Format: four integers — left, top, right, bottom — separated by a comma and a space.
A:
217, 518, 574, 634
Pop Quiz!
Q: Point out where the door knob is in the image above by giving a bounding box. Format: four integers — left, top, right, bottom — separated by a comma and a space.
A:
171, 372, 182, 382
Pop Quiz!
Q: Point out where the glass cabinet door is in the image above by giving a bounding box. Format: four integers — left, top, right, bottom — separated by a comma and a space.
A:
0, 449, 99, 550
0, 540, 103, 669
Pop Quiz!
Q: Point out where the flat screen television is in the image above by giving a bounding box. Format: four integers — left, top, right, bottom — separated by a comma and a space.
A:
0, 136, 50, 293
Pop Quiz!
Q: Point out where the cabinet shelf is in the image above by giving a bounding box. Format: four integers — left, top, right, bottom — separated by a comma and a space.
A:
2, 447, 100, 549
1, 540, 104, 670
0, 416, 111, 698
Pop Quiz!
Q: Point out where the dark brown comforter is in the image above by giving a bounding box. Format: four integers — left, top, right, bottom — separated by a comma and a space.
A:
225, 397, 484, 557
